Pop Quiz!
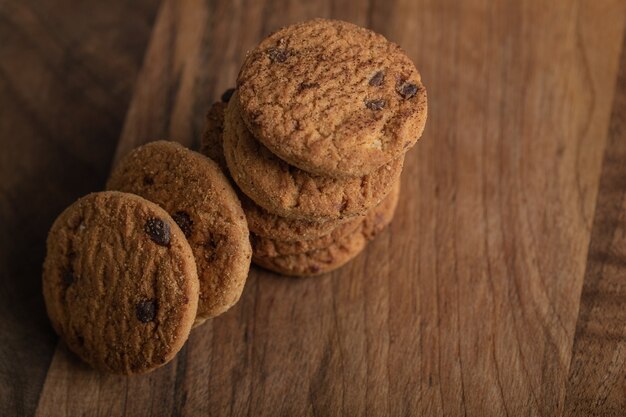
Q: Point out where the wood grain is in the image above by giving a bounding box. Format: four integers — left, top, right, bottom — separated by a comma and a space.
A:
563, 31, 626, 417
0, 0, 159, 415
1, 0, 621, 415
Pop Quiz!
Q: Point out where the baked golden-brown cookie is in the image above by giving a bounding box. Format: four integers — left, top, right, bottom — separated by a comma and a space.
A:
107, 141, 251, 325
200, 97, 358, 241
253, 180, 400, 276
200, 101, 228, 171
249, 181, 402, 257
237, 19, 427, 178
224, 92, 403, 221
242, 193, 355, 241
251, 214, 362, 257
42, 191, 199, 374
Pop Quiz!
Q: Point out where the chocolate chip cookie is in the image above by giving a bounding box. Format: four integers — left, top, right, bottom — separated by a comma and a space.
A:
253, 179, 400, 276
237, 19, 427, 178
42, 191, 199, 374
200, 97, 357, 241
224, 92, 403, 221
107, 141, 251, 325
200, 101, 228, 170
250, 214, 362, 257
250, 181, 401, 257
241, 192, 355, 241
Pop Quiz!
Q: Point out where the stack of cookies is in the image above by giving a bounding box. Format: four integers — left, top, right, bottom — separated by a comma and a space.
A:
202, 19, 427, 276
41, 18, 427, 375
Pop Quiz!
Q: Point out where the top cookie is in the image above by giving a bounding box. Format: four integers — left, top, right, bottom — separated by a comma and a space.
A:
224, 93, 403, 221
107, 141, 251, 325
237, 18, 427, 178
42, 191, 199, 374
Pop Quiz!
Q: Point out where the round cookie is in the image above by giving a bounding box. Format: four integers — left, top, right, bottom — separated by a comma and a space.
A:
253, 180, 400, 276
42, 191, 199, 374
242, 194, 354, 241
251, 214, 362, 257
200, 101, 228, 171
237, 18, 427, 178
250, 181, 401, 257
224, 92, 403, 221
199, 98, 359, 241
107, 141, 251, 325
200, 88, 237, 171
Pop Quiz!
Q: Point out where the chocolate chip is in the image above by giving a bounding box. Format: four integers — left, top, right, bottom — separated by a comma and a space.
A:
369, 71, 385, 86
221, 88, 235, 103
143, 176, 154, 186
63, 268, 74, 286
136, 299, 157, 323
267, 47, 293, 63
396, 81, 418, 99
172, 211, 193, 237
366, 99, 386, 110
144, 218, 170, 246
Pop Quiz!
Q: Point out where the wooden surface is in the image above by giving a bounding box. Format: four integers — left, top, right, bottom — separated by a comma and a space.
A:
1, 0, 625, 415
0, 0, 159, 415
563, 39, 626, 417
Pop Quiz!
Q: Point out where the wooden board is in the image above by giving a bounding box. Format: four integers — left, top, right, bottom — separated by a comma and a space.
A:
0, 0, 159, 415
563, 38, 626, 417
21, 0, 626, 415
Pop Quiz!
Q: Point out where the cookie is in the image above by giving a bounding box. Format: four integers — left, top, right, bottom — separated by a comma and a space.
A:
251, 214, 362, 257
200, 97, 357, 241
224, 92, 403, 221
42, 191, 199, 374
241, 191, 356, 241
250, 181, 400, 257
253, 179, 400, 276
200, 101, 228, 171
237, 19, 427, 178
107, 141, 251, 325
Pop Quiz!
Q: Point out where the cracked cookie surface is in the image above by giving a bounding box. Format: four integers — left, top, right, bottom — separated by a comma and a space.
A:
253, 179, 400, 276
251, 181, 400, 257
241, 192, 355, 241
42, 191, 199, 374
251, 214, 362, 257
107, 141, 251, 325
224, 92, 403, 221
200, 98, 356, 241
237, 18, 427, 178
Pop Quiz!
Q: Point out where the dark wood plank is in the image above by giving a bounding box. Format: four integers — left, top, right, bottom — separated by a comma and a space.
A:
31, 0, 626, 415
0, 0, 160, 415
563, 32, 626, 417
